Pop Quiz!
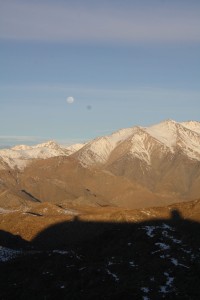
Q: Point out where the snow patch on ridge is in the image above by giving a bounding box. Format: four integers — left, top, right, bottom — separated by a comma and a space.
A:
77, 127, 136, 166
181, 121, 200, 134
144, 120, 200, 160
0, 246, 22, 262
1, 120, 200, 169
65, 143, 85, 154
0, 141, 85, 170
128, 129, 152, 165
145, 120, 177, 149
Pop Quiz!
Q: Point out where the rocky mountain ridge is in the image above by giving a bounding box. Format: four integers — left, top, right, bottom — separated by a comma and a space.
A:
0, 141, 85, 170
76, 120, 200, 167
0, 119, 199, 211
1, 120, 200, 170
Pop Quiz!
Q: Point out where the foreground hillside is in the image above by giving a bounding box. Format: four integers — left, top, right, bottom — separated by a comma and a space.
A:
1, 198, 200, 242
1, 200, 200, 299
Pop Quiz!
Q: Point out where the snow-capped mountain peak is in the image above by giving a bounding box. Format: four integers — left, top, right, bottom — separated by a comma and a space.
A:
0, 141, 66, 170
11, 141, 60, 151
181, 121, 200, 134
1, 120, 200, 170
0, 140, 87, 170
65, 143, 85, 155
144, 119, 178, 149
76, 119, 200, 167
12, 144, 32, 151
34, 140, 62, 150
76, 127, 137, 165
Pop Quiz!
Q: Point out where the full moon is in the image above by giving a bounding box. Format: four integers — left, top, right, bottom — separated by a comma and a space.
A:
66, 96, 74, 104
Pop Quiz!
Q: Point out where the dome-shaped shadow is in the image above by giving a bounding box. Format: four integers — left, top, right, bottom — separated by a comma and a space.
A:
1, 209, 200, 299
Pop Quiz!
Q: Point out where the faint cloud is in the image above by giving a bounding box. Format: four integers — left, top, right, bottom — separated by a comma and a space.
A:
1, 83, 200, 102
0, 136, 45, 147
0, 136, 89, 148
0, 1, 200, 43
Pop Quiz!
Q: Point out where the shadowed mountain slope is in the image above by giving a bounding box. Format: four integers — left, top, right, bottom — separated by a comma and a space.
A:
1, 209, 200, 299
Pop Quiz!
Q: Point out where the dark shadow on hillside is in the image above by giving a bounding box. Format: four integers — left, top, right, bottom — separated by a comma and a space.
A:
0, 230, 29, 249
21, 189, 41, 203
1, 210, 200, 299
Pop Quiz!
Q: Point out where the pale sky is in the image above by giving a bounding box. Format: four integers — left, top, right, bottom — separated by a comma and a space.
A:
0, 0, 200, 147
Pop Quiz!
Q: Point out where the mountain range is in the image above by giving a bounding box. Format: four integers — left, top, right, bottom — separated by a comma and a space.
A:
1, 119, 200, 299
0, 119, 200, 212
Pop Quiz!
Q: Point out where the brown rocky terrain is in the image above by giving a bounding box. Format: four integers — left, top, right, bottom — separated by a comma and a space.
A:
1, 153, 198, 215
1, 120, 200, 215
0, 120, 200, 299
1, 199, 200, 299
1, 196, 200, 244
